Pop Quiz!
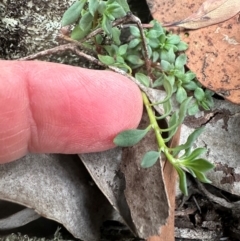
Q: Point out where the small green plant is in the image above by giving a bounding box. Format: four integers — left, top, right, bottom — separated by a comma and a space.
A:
61, 0, 214, 195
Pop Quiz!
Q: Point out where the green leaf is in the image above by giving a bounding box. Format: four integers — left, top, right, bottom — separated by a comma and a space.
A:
98, 55, 115, 65
114, 126, 151, 147
181, 148, 206, 162
160, 48, 176, 64
95, 34, 103, 44
148, 29, 161, 39
164, 97, 191, 137
118, 44, 128, 56
200, 100, 211, 110
129, 26, 140, 37
107, 3, 126, 19
175, 166, 188, 195
79, 11, 93, 30
148, 38, 159, 48
188, 102, 199, 116
182, 71, 196, 83
175, 54, 187, 69
171, 127, 205, 156
177, 41, 188, 51
70, 24, 90, 40
89, 0, 99, 16
116, 55, 125, 64
194, 87, 205, 101
152, 51, 159, 62
152, 74, 164, 88
161, 60, 172, 72
112, 27, 121, 45
187, 158, 215, 173
102, 14, 112, 35
128, 38, 141, 49
167, 34, 180, 44
61, 0, 86, 26
135, 73, 150, 87
176, 86, 187, 104
192, 169, 212, 183
156, 99, 172, 120
183, 80, 199, 91
98, 1, 107, 14
141, 151, 160, 168
126, 55, 144, 66
114, 0, 130, 12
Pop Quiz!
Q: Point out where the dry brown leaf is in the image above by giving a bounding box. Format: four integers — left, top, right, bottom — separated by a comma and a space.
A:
0, 154, 116, 241
163, 0, 240, 29
181, 98, 240, 196
79, 148, 137, 235
147, 0, 240, 104
120, 111, 169, 239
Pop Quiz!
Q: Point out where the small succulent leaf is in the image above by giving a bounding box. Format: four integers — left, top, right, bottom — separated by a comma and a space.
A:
167, 34, 181, 44
135, 73, 150, 87
107, 3, 126, 18
114, 0, 130, 11
194, 87, 205, 101
141, 151, 160, 168
116, 55, 125, 64
200, 100, 211, 110
112, 27, 121, 45
178, 97, 192, 124
160, 48, 176, 64
176, 86, 187, 104
181, 147, 207, 162
79, 11, 93, 30
161, 60, 172, 72
98, 1, 107, 14
61, 0, 86, 26
192, 169, 212, 183
151, 20, 165, 34
188, 102, 199, 116
148, 38, 159, 48
183, 80, 199, 91
177, 41, 188, 51
89, 0, 99, 16
152, 51, 160, 62
98, 55, 115, 65
175, 54, 187, 69
70, 24, 90, 40
152, 74, 164, 88
171, 127, 205, 156
164, 75, 175, 86
126, 55, 144, 66
175, 166, 188, 196
118, 44, 128, 56
129, 26, 141, 37
128, 38, 141, 49
156, 99, 172, 120
102, 14, 112, 35
159, 34, 166, 44
148, 29, 161, 39
186, 159, 215, 173
113, 126, 151, 147
183, 71, 196, 83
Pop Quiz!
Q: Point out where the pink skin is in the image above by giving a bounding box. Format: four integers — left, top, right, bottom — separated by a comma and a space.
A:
0, 60, 143, 164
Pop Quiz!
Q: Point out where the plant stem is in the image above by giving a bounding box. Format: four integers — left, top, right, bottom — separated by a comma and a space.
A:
142, 92, 176, 165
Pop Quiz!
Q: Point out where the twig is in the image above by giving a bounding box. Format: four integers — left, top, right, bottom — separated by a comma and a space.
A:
19, 43, 77, 61
197, 181, 240, 212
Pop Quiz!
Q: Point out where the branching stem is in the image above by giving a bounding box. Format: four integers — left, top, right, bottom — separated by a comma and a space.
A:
142, 92, 177, 165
